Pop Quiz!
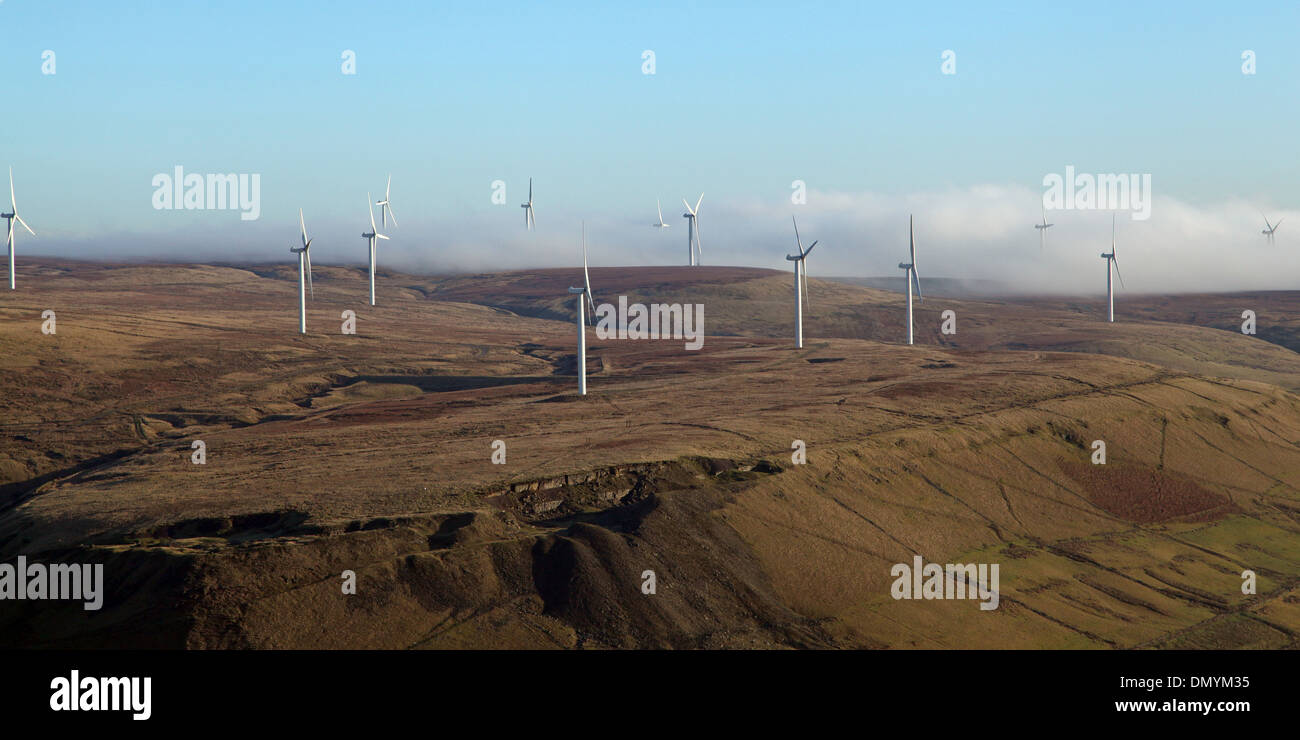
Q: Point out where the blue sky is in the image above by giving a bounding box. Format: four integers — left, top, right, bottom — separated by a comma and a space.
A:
2, 1, 1298, 289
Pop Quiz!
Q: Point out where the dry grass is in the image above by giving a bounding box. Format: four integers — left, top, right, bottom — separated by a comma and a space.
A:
2, 259, 1299, 649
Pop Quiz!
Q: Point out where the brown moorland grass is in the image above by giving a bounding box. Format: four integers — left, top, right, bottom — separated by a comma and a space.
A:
1, 259, 1298, 649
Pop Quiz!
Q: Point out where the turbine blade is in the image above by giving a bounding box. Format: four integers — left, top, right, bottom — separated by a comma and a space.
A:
529, 177, 532, 201
792, 215, 803, 254
1112, 257, 1124, 288
1276, 217, 1285, 230
368, 194, 377, 233
306, 249, 314, 298
387, 205, 398, 229
682, 197, 693, 214
909, 215, 916, 270
802, 262, 811, 311
695, 217, 702, 263
299, 208, 308, 247
912, 267, 923, 301
14, 215, 34, 236
657, 199, 663, 222
804, 240, 817, 257
8, 167, 14, 212
694, 193, 703, 213
386, 174, 391, 201
583, 223, 595, 322
376, 233, 390, 240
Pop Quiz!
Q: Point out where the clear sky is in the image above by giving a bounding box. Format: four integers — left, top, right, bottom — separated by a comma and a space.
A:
2, 1, 1298, 291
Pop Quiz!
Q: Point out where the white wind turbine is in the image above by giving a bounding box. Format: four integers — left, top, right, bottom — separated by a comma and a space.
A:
567, 221, 597, 395
1261, 213, 1283, 244
1101, 214, 1124, 323
786, 216, 818, 349
898, 215, 923, 345
521, 178, 535, 230
1034, 205, 1054, 248
289, 209, 314, 334
652, 199, 671, 229
3, 167, 36, 290
682, 193, 703, 265
375, 175, 398, 230
362, 193, 390, 306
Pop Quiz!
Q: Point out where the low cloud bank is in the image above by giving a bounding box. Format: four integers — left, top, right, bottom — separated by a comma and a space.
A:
21, 185, 1297, 294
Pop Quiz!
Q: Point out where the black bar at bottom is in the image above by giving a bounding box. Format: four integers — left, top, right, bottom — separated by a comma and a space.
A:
0, 649, 1286, 726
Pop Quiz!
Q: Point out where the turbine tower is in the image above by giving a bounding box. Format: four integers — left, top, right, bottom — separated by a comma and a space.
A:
898, 215, 923, 345
652, 199, 671, 229
521, 178, 535, 230
682, 193, 703, 265
290, 209, 314, 334
1261, 214, 1283, 244
567, 221, 597, 395
3, 167, 36, 290
1035, 205, 1054, 248
375, 175, 398, 230
362, 194, 390, 306
785, 216, 818, 349
1101, 214, 1124, 323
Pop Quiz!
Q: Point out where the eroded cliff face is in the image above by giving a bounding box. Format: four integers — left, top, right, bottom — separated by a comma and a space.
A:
7, 370, 1299, 651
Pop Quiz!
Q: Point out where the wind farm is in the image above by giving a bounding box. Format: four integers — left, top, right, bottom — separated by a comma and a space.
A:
3, 2, 1300, 683
6, 252, 1300, 653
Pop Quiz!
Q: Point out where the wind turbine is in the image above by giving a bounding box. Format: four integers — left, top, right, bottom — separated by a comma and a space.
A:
375, 175, 398, 230
786, 216, 818, 349
521, 178, 535, 230
567, 221, 597, 395
1101, 214, 1124, 323
681, 193, 703, 265
652, 199, 671, 229
898, 215, 923, 345
3, 167, 36, 290
1034, 205, 1054, 248
289, 209, 314, 334
1261, 214, 1283, 244
362, 194, 390, 306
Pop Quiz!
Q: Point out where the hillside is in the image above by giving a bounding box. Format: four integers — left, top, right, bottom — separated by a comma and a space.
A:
2, 259, 1298, 649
